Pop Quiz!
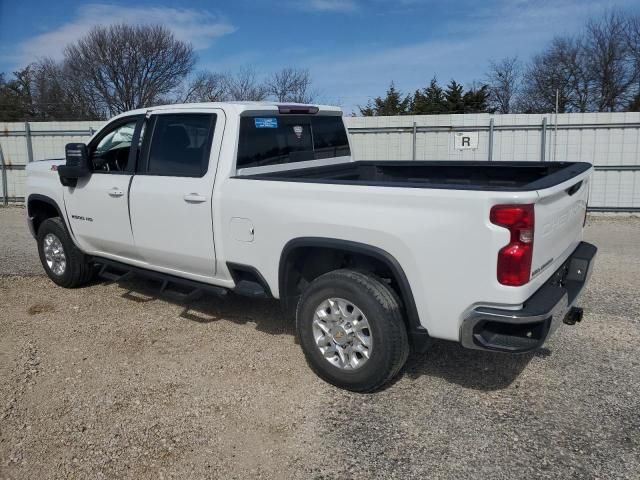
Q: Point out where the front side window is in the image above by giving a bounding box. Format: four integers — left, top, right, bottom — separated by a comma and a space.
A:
237, 115, 350, 169
146, 113, 216, 177
92, 121, 137, 172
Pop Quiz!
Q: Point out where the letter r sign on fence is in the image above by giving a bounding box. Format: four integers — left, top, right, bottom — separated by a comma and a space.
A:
454, 132, 479, 150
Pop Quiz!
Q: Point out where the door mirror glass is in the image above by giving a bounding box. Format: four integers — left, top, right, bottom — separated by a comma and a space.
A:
58, 143, 91, 187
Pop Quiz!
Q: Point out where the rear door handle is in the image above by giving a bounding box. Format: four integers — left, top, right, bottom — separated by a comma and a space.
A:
184, 193, 207, 203
108, 188, 124, 198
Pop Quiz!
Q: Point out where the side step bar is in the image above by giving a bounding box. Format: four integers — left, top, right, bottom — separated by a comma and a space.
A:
94, 258, 228, 301
92, 258, 272, 300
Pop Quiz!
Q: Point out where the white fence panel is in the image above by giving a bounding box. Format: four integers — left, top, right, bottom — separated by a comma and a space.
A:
0, 121, 104, 203
2, 113, 640, 211
345, 112, 640, 211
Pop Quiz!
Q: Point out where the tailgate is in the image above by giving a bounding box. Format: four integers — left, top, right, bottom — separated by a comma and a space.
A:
531, 167, 592, 282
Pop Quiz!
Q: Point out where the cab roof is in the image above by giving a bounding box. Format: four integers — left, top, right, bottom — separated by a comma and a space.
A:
111, 102, 343, 121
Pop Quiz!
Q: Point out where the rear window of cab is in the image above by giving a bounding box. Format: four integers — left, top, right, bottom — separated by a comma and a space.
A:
237, 115, 350, 169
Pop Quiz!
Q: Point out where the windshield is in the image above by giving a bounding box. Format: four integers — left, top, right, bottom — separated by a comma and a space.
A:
94, 123, 136, 156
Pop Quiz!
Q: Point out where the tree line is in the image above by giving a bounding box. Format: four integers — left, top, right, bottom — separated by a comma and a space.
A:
1, 10, 639, 121
361, 10, 640, 115
0, 24, 316, 121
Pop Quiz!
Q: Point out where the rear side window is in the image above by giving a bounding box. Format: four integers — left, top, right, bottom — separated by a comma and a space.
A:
146, 113, 216, 177
237, 115, 350, 169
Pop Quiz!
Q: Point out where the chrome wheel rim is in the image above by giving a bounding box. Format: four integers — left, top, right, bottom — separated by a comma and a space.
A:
312, 297, 373, 370
43, 233, 66, 276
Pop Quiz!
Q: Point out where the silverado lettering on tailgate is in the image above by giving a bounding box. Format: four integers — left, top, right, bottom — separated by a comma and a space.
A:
540, 201, 585, 238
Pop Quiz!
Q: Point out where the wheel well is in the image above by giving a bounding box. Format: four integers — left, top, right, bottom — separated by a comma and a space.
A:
279, 238, 422, 334
27, 197, 61, 235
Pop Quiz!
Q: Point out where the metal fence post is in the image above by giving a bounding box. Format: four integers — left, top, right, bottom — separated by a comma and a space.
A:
412, 121, 417, 160
24, 121, 34, 163
488, 118, 494, 161
540, 117, 547, 162
0, 144, 8, 206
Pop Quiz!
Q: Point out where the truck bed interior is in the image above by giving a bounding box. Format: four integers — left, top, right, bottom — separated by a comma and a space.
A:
236, 161, 591, 191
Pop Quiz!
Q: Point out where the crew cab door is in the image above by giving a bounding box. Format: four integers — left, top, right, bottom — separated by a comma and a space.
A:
63, 116, 144, 259
129, 110, 223, 280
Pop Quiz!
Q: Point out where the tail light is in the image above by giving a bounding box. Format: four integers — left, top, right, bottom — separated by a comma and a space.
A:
490, 204, 535, 286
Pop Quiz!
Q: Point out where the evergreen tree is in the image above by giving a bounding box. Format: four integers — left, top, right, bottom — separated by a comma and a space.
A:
359, 82, 410, 116
462, 84, 490, 113
444, 80, 465, 113
626, 92, 640, 112
411, 77, 446, 114
0, 67, 35, 121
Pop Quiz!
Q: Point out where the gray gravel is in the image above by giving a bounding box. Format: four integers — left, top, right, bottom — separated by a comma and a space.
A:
0, 206, 42, 276
0, 207, 639, 479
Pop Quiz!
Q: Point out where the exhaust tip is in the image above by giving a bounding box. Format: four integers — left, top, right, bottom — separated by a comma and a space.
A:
563, 307, 584, 325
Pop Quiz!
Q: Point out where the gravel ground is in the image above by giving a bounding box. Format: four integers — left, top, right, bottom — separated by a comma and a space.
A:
0, 206, 638, 479
0, 207, 41, 276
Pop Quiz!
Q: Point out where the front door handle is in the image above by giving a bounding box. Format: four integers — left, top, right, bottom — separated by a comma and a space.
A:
108, 188, 124, 198
184, 193, 207, 203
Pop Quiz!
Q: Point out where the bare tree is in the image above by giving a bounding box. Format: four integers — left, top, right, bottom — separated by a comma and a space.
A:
266, 67, 315, 103
519, 37, 593, 113
30, 59, 103, 120
486, 57, 521, 113
627, 15, 640, 71
181, 71, 231, 103
64, 24, 195, 115
226, 66, 268, 101
626, 14, 640, 108
585, 11, 636, 111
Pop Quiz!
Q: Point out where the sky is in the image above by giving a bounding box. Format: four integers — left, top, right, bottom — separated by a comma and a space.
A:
1, 0, 639, 113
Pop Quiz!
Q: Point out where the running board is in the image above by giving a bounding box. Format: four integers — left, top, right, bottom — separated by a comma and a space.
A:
98, 263, 133, 283
94, 258, 228, 300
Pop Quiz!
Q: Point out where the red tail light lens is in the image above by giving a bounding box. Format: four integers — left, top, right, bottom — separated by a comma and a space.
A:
490, 204, 535, 286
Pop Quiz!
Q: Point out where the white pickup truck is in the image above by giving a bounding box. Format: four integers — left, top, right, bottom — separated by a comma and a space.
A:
26, 102, 597, 391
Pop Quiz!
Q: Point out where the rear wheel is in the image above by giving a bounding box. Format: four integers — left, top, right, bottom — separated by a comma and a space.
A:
37, 217, 95, 288
296, 269, 409, 392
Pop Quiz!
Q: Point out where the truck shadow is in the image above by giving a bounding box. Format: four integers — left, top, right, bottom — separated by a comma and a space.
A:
111, 277, 295, 337
110, 277, 545, 390
399, 341, 550, 391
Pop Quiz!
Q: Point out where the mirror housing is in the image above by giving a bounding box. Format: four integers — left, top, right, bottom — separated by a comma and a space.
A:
58, 143, 91, 187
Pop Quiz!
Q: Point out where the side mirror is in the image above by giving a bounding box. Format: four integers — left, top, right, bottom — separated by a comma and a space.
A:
58, 143, 91, 187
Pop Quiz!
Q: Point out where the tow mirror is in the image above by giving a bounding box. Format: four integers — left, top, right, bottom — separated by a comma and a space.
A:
58, 143, 91, 187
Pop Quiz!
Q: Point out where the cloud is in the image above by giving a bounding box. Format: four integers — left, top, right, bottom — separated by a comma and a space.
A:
293, 0, 358, 12
302, 0, 640, 111
13, 3, 235, 65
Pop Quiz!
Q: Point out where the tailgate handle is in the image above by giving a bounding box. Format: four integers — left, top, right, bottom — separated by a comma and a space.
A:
566, 181, 583, 196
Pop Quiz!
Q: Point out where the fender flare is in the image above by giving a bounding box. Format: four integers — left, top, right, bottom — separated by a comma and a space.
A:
278, 237, 425, 336
26, 194, 74, 240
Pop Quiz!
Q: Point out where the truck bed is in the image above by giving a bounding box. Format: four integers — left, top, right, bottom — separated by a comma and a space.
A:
236, 161, 592, 191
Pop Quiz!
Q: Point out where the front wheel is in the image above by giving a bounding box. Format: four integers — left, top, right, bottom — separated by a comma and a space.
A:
37, 217, 95, 288
296, 269, 409, 392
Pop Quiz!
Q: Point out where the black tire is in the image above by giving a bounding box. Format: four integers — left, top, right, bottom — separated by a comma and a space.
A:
296, 269, 409, 392
37, 217, 95, 288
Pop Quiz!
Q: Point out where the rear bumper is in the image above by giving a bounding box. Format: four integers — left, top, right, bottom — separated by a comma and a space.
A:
460, 241, 597, 353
